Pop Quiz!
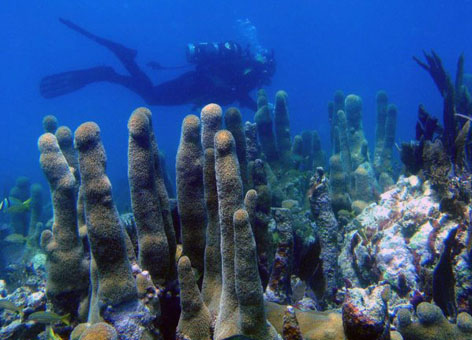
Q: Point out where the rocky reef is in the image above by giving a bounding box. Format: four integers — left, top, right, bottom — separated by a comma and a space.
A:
1, 63, 472, 340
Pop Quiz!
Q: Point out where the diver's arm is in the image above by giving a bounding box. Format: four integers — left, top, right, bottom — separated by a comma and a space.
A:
147, 61, 191, 71
148, 71, 207, 105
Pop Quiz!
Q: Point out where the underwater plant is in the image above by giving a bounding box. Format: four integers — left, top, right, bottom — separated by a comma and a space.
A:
401, 51, 472, 219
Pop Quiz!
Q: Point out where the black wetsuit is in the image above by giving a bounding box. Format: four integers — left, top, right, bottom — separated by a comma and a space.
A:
40, 19, 275, 111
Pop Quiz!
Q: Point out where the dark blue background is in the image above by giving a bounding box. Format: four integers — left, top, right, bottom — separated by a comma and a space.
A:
1, 0, 471, 195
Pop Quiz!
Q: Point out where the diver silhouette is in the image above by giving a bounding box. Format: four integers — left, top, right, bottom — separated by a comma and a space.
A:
40, 18, 276, 111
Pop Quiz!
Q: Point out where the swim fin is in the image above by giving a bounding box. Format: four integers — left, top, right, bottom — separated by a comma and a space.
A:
59, 18, 137, 62
40, 66, 116, 98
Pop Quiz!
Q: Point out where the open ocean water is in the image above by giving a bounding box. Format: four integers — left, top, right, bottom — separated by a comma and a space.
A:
1, 0, 471, 189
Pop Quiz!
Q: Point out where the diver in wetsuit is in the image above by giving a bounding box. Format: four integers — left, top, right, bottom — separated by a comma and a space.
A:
40, 18, 276, 111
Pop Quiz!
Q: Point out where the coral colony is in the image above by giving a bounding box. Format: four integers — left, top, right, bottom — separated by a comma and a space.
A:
1, 51, 472, 340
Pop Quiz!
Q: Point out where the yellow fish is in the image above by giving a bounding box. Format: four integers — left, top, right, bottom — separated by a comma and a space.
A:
0, 299, 23, 317
0, 197, 31, 214
4, 233, 28, 244
27, 311, 70, 326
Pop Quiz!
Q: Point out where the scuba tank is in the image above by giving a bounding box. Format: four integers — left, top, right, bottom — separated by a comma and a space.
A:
186, 41, 243, 64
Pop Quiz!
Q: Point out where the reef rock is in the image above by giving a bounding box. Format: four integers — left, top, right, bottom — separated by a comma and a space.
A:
0, 285, 47, 340
342, 285, 390, 340
339, 175, 472, 311
396, 302, 472, 340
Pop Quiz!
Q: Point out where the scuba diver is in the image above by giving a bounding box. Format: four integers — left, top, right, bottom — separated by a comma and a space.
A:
40, 18, 276, 111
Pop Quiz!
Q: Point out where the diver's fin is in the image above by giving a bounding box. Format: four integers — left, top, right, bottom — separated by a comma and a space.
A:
59, 18, 137, 62
40, 66, 116, 98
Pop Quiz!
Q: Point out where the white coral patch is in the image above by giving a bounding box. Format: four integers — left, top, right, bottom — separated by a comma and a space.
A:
409, 221, 434, 265
376, 226, 417, 290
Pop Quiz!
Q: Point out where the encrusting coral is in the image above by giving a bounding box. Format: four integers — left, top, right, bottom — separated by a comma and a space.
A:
265, 301, 344, 340
76, 322, 119, 340
342, 285, 390, 340
396, 302, 472, 340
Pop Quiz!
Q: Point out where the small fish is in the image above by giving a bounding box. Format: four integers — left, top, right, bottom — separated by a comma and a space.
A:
4, 233, 28, 244
27, 311, 70, 326
0, 197, 31, 214
0, 299, 23, 316
243, 68, 253, 76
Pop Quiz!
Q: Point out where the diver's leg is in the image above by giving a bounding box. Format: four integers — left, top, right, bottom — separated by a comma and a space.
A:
60, 18, 137, 62
59, 18, 154, 88
40, 66, 156, 103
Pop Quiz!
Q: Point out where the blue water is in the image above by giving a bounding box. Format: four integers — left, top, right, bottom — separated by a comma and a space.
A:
1, 0, 471, 193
